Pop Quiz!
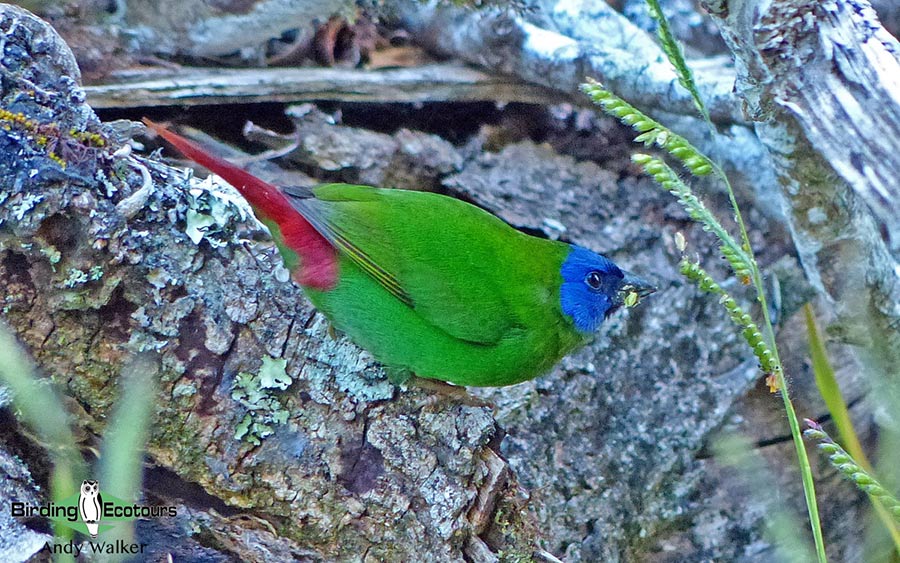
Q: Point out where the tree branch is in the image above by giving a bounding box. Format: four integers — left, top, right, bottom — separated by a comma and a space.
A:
699, 0, 900, 385
83, 63, 563, 108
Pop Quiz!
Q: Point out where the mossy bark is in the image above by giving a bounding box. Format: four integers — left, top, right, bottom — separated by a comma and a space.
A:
0, 3, 877, 561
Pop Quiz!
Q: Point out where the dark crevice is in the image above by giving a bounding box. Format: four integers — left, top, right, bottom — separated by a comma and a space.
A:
1, 251, 34, 290
96, 285, 137, 341
0, 408, 53, 492
174, 309, 227, 416
337, 416, 384, 495
35, 212, 81, 255
144, 465, 240, 516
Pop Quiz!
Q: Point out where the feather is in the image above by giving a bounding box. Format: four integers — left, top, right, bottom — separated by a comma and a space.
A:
143, 119, 338, 289
283, 186, 414, 307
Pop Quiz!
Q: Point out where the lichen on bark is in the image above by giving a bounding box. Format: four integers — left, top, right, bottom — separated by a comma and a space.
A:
0, 3, 877, 561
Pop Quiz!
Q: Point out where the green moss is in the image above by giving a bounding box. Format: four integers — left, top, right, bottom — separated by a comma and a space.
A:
487, 496, 542, 563
149, 406, 207, 481
66, 362, 118, 415
495, 551, 533, 563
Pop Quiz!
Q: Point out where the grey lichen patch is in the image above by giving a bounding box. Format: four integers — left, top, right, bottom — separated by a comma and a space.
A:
418, 407, 497, 474
333, 358, 394, 403
202, 312, 235, 355
184, 176, 252, 247
172, 380, 198, 398
62, 267, 90, 287
133, 296, 197, 338
231, 356, 292, 446
421, 467, 476, 540
62, 265, 103, 287
53, 271, 122, 312
300, 314, 394, 404
9, 193, 44, 221
145, 267, 174, 290
367, 414, 438, 480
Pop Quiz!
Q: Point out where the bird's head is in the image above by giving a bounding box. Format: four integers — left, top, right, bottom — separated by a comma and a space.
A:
560, 245, 656, 333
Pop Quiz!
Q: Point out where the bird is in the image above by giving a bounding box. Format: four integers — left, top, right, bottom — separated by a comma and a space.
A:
78, 479, 102, 538
143, 119, 655, 388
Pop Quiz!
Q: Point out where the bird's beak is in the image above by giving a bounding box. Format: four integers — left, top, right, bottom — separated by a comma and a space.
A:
615, 271, 657, 308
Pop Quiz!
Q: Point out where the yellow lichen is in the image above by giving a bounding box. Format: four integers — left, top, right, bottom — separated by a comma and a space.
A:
47, 151, 67, 169
0, 108, 106, 166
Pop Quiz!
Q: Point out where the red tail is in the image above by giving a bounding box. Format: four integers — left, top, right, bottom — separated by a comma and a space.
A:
143, 118, 337, 289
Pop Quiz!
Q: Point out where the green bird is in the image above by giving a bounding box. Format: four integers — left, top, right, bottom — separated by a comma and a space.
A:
144, 119, 655, 388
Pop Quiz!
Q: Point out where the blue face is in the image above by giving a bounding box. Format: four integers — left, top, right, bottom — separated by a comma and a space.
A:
560, 245, 627, 333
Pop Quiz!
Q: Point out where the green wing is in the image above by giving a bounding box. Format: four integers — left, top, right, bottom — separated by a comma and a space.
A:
285, 184, 565, 346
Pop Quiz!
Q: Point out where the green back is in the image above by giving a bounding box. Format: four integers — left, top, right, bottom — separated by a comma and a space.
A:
296, 184, 586, 386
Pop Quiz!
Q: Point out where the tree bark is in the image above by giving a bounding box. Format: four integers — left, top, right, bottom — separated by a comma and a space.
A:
81, 63, 562, 109
0, 3, 877, 561
122, 0, 353, 59
699, 0, 900, 415
389, 0, 741, 124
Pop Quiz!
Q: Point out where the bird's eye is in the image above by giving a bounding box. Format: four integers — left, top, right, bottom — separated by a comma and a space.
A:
585, 271, 603, 290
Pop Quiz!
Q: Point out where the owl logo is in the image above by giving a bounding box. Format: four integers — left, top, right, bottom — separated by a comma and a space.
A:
78, 480, 102, 538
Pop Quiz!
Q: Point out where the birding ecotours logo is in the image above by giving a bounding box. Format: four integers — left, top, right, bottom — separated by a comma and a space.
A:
78, 480, 102, 537
10, 479, 177, 539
